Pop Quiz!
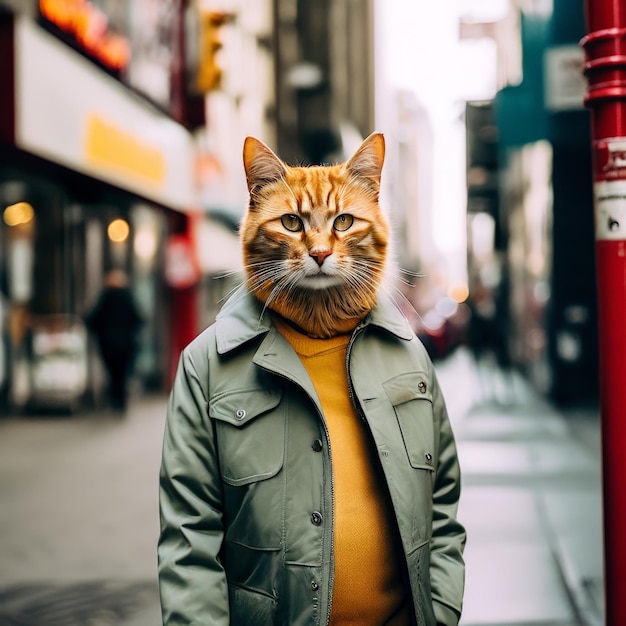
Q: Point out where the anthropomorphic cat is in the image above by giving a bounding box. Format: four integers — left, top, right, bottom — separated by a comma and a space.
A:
158, 133, 466, 626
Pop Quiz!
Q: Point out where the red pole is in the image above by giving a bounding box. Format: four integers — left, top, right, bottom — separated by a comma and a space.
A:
581, 1, 626, 623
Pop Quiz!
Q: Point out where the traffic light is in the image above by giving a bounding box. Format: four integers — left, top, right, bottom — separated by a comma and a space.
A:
196, 10, 228, 93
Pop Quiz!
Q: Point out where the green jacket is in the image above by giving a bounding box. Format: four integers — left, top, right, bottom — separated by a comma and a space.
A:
158, 291, 466, 625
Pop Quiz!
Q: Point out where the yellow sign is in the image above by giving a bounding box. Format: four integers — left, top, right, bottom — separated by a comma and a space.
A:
85, 114, 166, 187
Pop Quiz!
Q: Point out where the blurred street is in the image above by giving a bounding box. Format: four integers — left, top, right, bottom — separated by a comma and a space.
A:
0, 347, 604, 626
0, 395, 166, 626
440, 349, 603, 626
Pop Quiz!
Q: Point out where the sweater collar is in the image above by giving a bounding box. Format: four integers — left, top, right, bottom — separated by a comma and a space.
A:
214, 289, 414, 355
271, 313, 352, 357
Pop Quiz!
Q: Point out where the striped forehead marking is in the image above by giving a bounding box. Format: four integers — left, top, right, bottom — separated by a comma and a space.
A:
290, 173, 339, 216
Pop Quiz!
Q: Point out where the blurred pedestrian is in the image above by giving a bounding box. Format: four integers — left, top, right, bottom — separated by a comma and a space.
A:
85, 269, 143, 412
467, 281, 516, 404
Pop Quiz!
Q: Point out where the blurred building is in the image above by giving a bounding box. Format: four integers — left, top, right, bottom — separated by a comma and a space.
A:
195, 0, 376, 328
0, 0, 378, 413
195, 0, 599, 407
0, 0, 203, 412
190, 0, 276, 328
273, 0, 374, 164
464, 0, 597, 405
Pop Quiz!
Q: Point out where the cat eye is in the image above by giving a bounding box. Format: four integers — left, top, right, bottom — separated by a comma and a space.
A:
281, 214, 303, 232
333, 214, 354, 232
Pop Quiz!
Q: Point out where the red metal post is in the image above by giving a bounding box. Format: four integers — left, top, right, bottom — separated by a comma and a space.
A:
581, 1, 626, 623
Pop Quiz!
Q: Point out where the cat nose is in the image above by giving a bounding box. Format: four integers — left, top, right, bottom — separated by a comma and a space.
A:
310, 250, 332, 266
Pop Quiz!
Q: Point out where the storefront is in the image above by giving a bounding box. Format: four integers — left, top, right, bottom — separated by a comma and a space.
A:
0, 12, 198, 413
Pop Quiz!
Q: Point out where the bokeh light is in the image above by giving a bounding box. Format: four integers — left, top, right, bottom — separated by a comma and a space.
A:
107, 218, 130, 243
3, 202, 35, 227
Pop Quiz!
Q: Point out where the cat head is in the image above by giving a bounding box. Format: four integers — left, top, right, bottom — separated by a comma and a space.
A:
240, 132, 389, 338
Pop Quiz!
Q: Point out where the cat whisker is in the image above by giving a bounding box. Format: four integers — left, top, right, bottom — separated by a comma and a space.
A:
246, 268, 292, 294
212, 269, 243, 280
389, 266, 425, 288
381, 283, 426, 330
397, 267, 425, 278
257, 269, 306, 324
218, 280, 247, 304
390, 273, 418, 288
338, 268, 374, 300
342, 263, 372, 284
345, 261, 385, 289
245, 260, 292, 288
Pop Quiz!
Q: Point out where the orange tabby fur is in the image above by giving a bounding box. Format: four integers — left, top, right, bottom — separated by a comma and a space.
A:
241, 133, 389, 339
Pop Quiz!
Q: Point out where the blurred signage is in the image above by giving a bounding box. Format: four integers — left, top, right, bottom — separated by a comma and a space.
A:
596, 139, 626, 181
126, 0, 180, 110
594, 138, 626, 241
85, 114, 166, 186
39, 0, 131, 72
594, 180, 626, 241
544, 45, 586, 111
14, 15, 195, 211
165, 233, 200, 288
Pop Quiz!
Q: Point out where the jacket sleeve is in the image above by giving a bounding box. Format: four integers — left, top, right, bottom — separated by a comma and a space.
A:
158, 346, 229, 625
429, 365, 466, 626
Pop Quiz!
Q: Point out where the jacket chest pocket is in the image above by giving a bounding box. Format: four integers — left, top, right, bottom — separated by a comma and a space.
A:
383, 372, 436, 545
210, 387, 285, 486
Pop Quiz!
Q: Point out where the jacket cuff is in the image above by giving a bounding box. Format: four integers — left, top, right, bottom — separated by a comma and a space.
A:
433, 600, 460, 626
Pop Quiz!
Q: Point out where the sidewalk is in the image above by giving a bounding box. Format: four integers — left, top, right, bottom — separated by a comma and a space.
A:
436, 348, 604, 626
0, 395, 167, 626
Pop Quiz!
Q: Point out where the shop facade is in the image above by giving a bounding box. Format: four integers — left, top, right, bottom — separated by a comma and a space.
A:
0, 11, 198, 413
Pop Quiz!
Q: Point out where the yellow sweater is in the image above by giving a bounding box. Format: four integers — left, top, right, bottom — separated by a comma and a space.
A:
274, 316, 411, 626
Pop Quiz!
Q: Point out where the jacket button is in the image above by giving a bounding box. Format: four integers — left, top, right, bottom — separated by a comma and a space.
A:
235, 409, 246, 420
418, 381, 427, 393
424, 452, 433, 464
312, 439, 323, 452
311, 511, 323, 526
311, 581, 319, 591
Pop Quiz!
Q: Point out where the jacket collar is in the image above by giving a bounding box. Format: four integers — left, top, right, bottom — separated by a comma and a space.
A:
214, 289, 414, 354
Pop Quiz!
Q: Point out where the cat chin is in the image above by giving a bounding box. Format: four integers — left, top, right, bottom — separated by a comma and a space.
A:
297, 275, 344, 290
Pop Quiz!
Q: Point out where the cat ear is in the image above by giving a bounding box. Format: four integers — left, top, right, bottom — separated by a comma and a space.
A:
343, 132, 385, 189
243, 137, 287, 192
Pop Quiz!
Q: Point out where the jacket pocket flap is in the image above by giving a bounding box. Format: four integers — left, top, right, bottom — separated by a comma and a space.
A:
383, 371, 433, 405
211, 388, 285, 486
383, 372, 435, 470
210, 387, 282, 426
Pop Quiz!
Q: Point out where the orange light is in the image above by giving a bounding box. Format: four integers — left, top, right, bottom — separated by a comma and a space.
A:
108, 218, 129, 243
39, 0, 130, 71
3, 202, 35, 227
448, 282, 470, 303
